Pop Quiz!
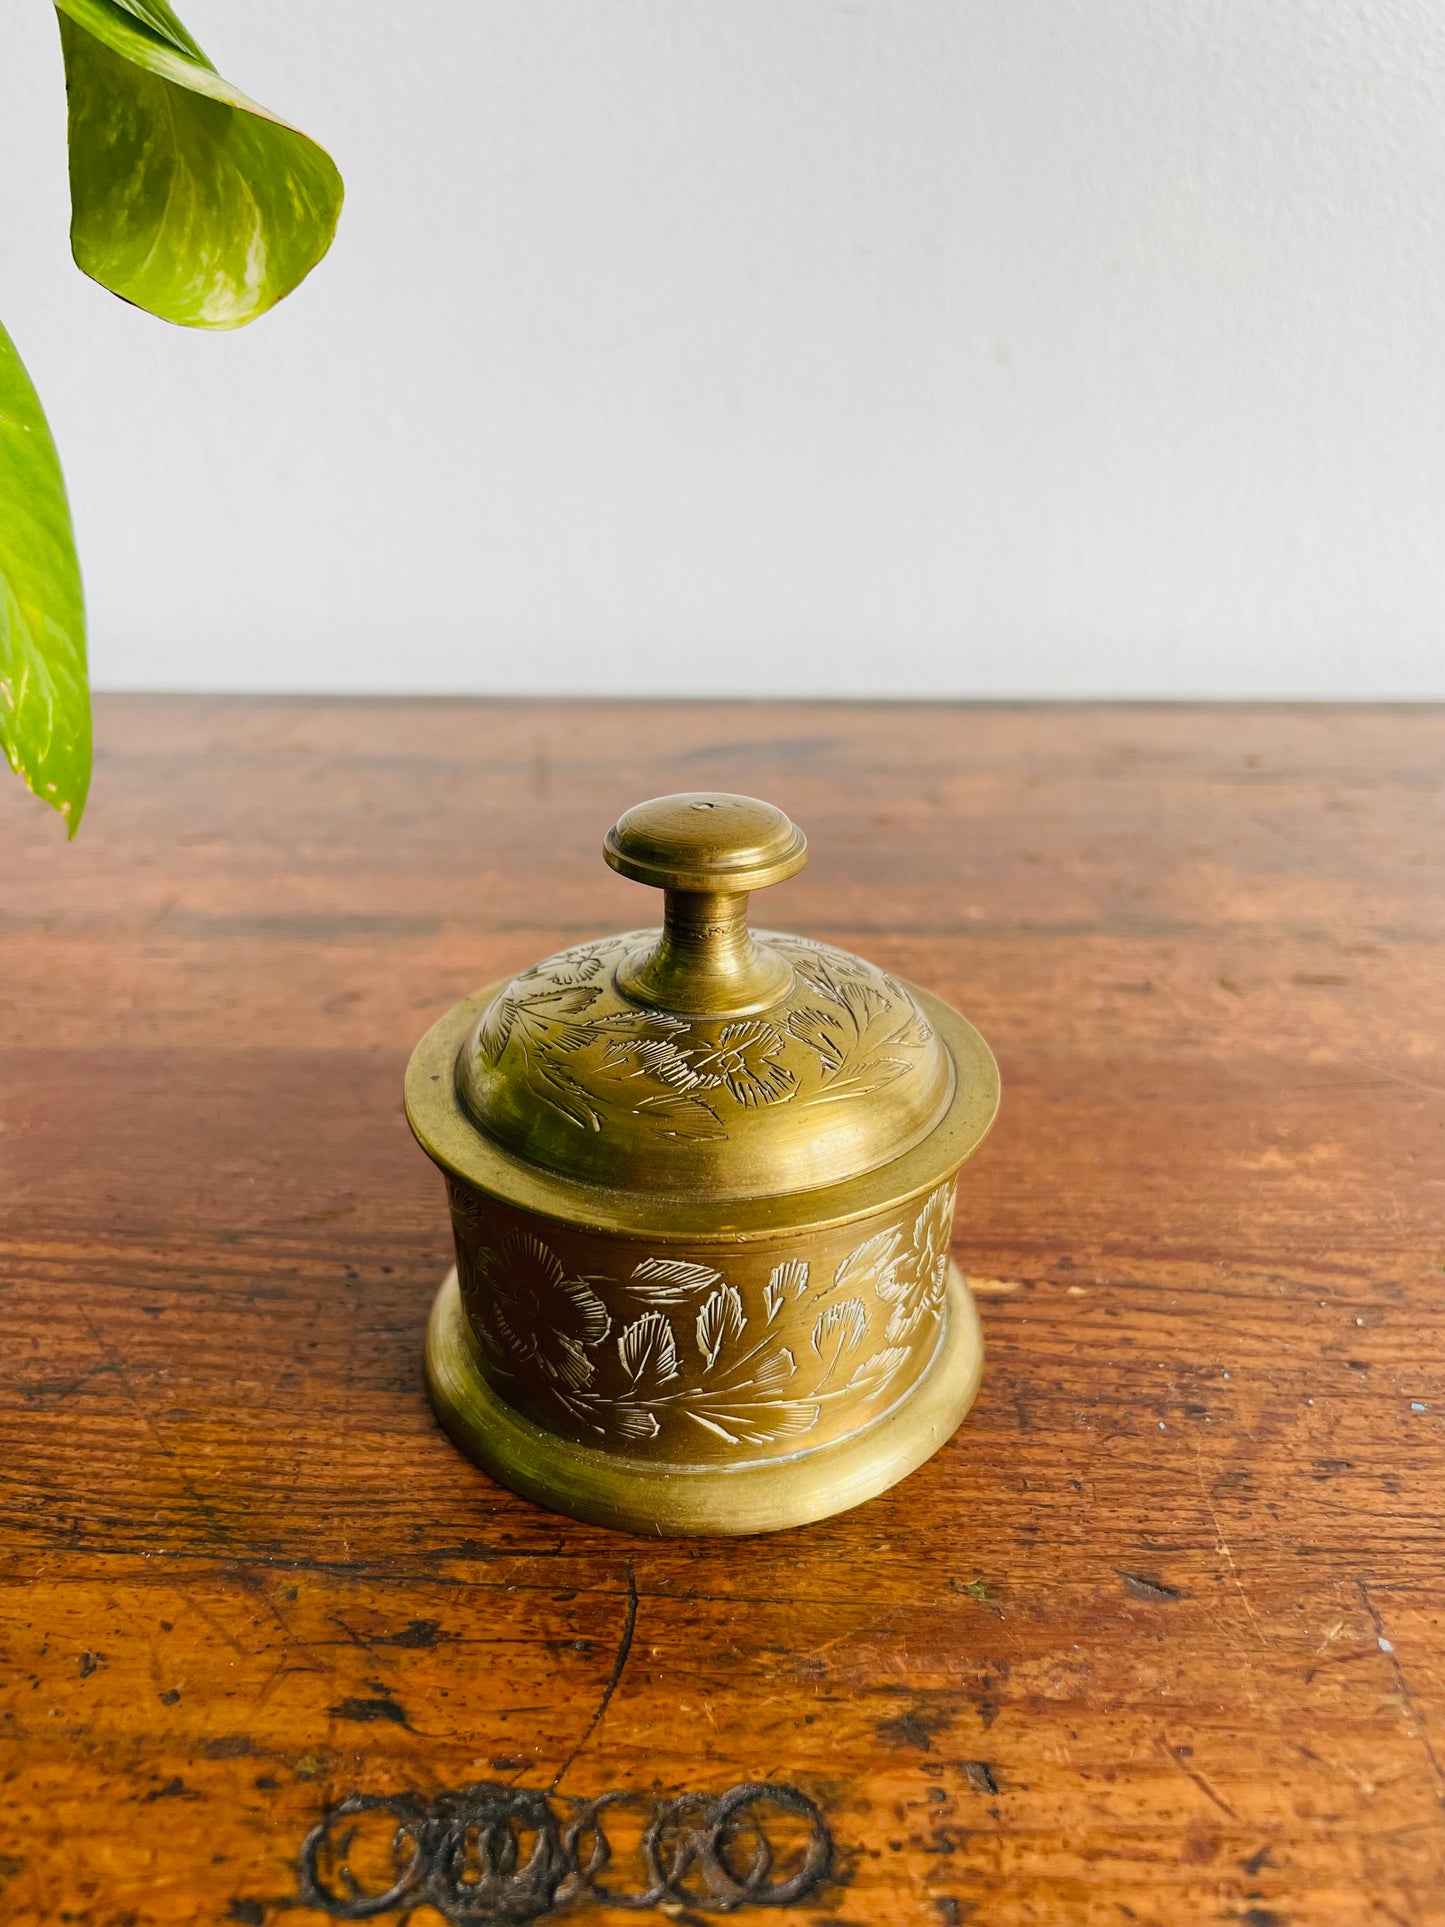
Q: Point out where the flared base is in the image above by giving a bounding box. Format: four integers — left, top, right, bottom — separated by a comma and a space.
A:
423, 1262, 983, 1536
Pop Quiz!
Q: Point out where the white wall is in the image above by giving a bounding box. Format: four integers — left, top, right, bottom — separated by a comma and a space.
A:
3, 1, 1444, 697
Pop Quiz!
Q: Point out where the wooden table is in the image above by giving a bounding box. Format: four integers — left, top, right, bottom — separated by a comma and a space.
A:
4, 698, 1443, 1927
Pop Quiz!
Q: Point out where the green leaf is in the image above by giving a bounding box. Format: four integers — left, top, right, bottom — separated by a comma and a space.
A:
0, 323, 90, 835
55, 0, 343, 329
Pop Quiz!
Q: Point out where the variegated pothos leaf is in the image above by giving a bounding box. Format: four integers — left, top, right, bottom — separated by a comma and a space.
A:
55, 0, 343, 329
0, 323, 88, 833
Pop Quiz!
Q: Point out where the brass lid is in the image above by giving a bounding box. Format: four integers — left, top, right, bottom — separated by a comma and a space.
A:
450, 792, 967, 1203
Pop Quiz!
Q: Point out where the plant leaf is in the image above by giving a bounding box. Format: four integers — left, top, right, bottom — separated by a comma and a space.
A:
0, 322, 89, 834
55, 0, 343, 329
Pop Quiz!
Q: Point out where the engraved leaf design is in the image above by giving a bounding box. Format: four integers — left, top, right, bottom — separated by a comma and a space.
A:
631, 1089, 727, 1140
522, 982, 604, 1025
445, 1175, 491, 1240
843, 1346, 911, 1398
792, 953, 879, 1018
611, 1405, 661, 1441
627, 1258, 723, 1307
752, 1343, 796, 1391
600, 1035, 698, 1088
829, 1227, 905, 1301
807, 1055, 915, 1103
684, 1401, 820, 1447
790, 958, 846, 1009
618, 1312, 680, 1392
476, 975, 604, 1078
785, 1005, 846, 1073
489, 1229, 565, 1360
530, 1061, 607, 1133
497, 1229, 557, 1291
475, 992, 518, 1064
593, 1009, 694, 1087
548, 1002, 610, 1040
810, 1297, 867, 1389
784, 943, 930, 1100
873, 1268, 920, 1344
696, 1285, 746, 1370
764, 1258, 810, 1323
838, 977, 892, 1030
546, 1334, 595, 1390
882, 973, 933, 1041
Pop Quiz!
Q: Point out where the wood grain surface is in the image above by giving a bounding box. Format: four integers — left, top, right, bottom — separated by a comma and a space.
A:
3, 698, 1443, 1927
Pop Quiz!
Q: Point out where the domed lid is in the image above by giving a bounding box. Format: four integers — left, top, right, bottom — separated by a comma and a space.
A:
451, 792, 964, 1203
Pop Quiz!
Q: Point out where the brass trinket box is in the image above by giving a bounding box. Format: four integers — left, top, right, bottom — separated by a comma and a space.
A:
406, 793, 999, 1535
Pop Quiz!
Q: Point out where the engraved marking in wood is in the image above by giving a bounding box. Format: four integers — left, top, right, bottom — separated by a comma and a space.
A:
296, 1779, 833, 1921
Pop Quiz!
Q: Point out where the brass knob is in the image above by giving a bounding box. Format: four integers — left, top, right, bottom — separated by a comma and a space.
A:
604, 792, 807, 1016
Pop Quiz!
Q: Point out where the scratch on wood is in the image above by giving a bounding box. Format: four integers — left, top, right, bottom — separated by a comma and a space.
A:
1358, 1580, 1445, 1805
74, 1305, 227, 1536
1195, 1449, 1267, 1646
1158, 1735, 1238, 1822
549, 1559, 638, 1793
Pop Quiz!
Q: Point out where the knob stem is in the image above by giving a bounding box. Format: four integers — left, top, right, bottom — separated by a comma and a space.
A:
604, 792, 807, 1017
618, 889, 792, 1015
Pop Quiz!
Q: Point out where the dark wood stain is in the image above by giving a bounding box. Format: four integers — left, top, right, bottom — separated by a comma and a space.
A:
326, 1696, 410, 1728
1, 695, 1442, 1925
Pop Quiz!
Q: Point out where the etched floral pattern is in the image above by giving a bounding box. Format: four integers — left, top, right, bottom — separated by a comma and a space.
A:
466, 933, 935, 1144
685, 1021, 796, 1108
453, 1178, 959, 1454
874, 1183, 954, 1343
785, 943, 935, 1103
488, 1229, 612, 1391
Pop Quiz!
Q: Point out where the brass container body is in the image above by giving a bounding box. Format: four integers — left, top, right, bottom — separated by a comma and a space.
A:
447, 1167, 956, 1464
423, 1263, 983, 1536
405, 793, 1000, 1536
